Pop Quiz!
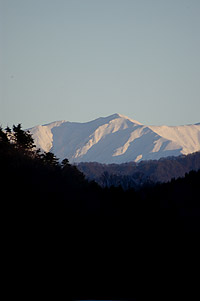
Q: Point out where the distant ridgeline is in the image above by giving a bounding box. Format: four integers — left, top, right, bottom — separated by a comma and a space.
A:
77, 151, 200, 190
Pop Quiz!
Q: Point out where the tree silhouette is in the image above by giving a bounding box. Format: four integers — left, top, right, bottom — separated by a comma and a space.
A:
61, 158, 70, 168
4, 126, 13, 143
0, 126, 9, 144
12, 124, 35, 151
41, 151, 59, 167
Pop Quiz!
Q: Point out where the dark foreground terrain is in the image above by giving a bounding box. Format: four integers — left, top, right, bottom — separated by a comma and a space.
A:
1, 125, 200, 300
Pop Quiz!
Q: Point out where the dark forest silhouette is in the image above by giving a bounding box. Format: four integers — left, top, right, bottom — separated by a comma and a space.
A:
1, 124, 200, 299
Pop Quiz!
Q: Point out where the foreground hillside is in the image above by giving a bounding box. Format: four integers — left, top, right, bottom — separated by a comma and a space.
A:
29, 113, 200, 163
1, 124, 200, 299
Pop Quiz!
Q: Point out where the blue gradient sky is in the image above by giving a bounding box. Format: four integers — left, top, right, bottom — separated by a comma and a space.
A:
1, 0, 200, 128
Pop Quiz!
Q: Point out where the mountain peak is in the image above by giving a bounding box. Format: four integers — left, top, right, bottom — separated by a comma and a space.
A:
29, 114, 200, 164
107, 113, 142, 125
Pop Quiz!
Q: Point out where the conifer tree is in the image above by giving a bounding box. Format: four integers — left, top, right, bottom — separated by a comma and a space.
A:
5, 126, 13, 143
41, 152, 59, 167
0, 126, 9, 144
12, 124, 35, 151
61, 158, 70, 168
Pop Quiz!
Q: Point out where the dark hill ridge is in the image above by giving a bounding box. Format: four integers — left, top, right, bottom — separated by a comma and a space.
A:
1, 123, 200, 300
77, 151, 200, 189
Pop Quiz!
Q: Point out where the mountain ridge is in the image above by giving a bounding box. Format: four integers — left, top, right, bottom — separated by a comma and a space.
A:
29, 114, 200, 163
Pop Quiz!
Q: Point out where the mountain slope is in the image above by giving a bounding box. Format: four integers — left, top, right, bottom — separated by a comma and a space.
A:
29, 114, 200, 163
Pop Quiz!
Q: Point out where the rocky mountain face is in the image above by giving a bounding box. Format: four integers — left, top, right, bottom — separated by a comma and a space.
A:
29, 113, 200, 163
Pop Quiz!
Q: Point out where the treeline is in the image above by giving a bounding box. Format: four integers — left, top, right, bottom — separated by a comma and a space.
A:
1, 124, 200, 234
0, 124, 97, 215
77, 151, 200, 189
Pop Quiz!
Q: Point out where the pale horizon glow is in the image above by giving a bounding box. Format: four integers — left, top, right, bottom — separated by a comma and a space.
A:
1, 0, 200, 129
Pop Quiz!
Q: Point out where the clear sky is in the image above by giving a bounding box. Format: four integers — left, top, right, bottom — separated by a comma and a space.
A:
1, 0, 200, 128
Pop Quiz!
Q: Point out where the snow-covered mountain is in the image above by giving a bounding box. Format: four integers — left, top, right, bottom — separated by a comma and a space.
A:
29, 113, 200, 163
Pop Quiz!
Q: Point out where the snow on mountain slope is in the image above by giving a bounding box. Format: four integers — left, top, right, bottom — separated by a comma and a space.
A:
29, 114, 200, 163
29, 120, 65, 152
149, 124, 200, 155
